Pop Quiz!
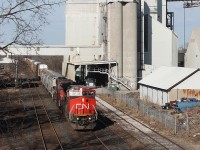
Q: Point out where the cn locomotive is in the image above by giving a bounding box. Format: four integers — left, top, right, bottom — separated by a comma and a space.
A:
24, 58, 98, 130
65, 85, 97, 130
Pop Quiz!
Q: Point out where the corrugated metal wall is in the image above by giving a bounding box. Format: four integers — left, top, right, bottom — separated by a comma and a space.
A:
140, 85, 169, 106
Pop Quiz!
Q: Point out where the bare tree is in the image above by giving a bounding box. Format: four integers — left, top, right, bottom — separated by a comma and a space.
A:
0, 0, 65, 54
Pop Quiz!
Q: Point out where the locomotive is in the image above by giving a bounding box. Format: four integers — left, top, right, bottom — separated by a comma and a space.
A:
65, 85, 97, 130
24, 58, 98, 130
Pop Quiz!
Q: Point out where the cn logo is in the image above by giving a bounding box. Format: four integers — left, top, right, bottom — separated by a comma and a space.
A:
76, 104, 89, 110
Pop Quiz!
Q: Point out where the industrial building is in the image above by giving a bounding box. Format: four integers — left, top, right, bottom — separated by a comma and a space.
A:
185, 29, 200, 68
139, 66, 200, 106
4, 0, 195, 90
0, 56, 14, 75
63, 0, 178, 90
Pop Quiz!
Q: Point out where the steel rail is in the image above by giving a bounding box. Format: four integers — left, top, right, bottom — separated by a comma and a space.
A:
97, 99, 186, 150
31, 95, 47, 149
31, 82, 63, 150
93, 132, 110, 150
97, 116, 135, 149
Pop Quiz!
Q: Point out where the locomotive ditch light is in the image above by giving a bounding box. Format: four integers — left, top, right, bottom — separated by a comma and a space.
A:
76, 117, 80, 121
88, 117, 92, 120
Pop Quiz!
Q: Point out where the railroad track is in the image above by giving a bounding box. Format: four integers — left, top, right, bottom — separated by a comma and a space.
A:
96, 97, 186, 150
29, 82, 64, 150
75, 111, 138, 150
0, 88, 33, 150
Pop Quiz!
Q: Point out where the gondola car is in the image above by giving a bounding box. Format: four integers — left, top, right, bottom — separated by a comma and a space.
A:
64, 86, 98, 130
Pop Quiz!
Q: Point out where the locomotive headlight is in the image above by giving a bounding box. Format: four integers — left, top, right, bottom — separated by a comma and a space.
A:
82, 98, 84, 102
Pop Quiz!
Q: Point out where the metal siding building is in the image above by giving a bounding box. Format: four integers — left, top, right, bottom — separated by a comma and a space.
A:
139, 66, 200, 106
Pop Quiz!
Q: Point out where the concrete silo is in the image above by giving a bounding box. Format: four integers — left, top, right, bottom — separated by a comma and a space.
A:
123, 2, 138, 89
107, 2, 123, 78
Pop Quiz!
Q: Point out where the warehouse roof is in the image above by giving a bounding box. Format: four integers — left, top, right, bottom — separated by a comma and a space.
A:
138, 66, 199, 91
68, 60, 117, 65
0, 56, 14, 64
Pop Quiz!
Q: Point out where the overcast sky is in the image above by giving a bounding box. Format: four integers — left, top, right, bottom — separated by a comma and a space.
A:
41, 2, 200, 47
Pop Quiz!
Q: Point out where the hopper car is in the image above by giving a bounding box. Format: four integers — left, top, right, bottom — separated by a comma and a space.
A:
24, 58, 48, 80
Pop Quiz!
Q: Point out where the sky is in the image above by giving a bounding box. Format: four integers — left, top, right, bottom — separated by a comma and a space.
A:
40, 3, 65, 45
167, 1, 200, 48
41, 1, 200, 47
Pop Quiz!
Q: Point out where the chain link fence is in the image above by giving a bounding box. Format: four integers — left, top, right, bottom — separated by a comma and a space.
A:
100, 88, 200, 135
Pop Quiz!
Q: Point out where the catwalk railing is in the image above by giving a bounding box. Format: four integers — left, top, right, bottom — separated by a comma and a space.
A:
87, 67, 132, 90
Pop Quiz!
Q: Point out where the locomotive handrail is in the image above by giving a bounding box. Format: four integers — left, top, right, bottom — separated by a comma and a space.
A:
87, 67, 108, 74
69, 105, 75, 120
91, 104, 98, 120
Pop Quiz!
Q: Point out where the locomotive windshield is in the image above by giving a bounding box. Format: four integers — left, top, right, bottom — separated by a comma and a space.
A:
68, 89, 95, 99
82, 91, 95, 98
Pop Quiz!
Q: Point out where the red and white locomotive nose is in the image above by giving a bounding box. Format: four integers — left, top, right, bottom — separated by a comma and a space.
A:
66, 86, 97, 130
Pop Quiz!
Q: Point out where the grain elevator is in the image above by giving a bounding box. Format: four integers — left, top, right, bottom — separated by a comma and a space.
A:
64, 0, 178, 90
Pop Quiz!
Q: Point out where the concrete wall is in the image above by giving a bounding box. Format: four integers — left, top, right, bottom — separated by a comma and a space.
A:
145, 17, 178, 67
185, 29, 200, 68
143, 0, 166, 26
65, 0, 101, 47
3, 46, 71, 56
4, 46, 103, 59
123, 2, 137, 89
143, 16, 178, 67
107, 2, 123, 77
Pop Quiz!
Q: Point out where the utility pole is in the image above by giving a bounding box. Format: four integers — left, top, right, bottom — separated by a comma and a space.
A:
15, 59, 18, 87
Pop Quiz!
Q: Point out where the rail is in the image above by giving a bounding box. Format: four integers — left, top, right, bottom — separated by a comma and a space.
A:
31, 82, 63, 150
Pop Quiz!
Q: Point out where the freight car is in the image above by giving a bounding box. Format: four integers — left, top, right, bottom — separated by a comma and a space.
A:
24, 58, 48, 80
41, 69, 74, 107
64, 85, 98, 130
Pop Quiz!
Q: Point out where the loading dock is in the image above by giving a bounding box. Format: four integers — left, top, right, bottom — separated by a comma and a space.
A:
65, 61, 117, 87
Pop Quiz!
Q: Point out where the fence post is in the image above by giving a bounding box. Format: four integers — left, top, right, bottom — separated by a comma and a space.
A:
186, 113, 189, 134
165, 112, 167, 128
174, 115, 177, 134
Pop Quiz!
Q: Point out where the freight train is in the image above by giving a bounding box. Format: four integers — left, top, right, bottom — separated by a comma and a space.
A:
24, 58, 98, 130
